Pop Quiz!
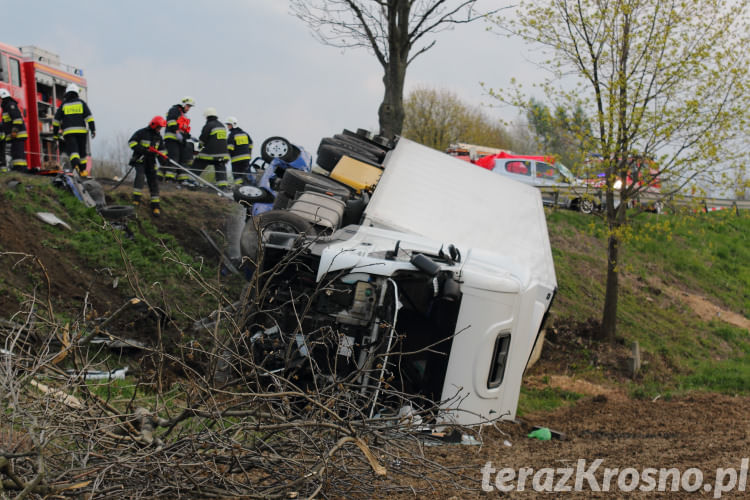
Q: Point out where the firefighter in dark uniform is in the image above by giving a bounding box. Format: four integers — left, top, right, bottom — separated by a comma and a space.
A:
163, 96, 194, 182
194, 107, 230, 189
128, 116, 168, 217
52, 83, 95, 176
0, 88, 28, 172
225, 116, 253, 185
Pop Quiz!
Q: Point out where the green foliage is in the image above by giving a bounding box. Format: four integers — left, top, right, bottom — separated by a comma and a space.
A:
5, 176, 223, 315
402, 86, 514, 152
547, 209, 750, 397
517, 386, 582, 416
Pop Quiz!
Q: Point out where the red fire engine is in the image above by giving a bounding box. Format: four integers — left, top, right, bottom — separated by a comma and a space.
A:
0, 42, 88, 172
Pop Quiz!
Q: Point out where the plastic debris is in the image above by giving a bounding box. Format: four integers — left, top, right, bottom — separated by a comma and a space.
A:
528, 427, 552, 440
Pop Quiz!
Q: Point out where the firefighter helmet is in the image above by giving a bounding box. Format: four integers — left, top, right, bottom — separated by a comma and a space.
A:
0, 89, 10, 99
181, 96, 196, 107
203, 107, 218, 118
225, 116, 238, 128
66, 83, 80, 95
149, 115, 167, 130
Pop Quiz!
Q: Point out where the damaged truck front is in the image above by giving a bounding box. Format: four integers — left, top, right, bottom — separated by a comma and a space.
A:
232, 134, 557, 426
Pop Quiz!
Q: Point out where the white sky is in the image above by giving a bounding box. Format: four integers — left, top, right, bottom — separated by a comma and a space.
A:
2, 0, 541, 160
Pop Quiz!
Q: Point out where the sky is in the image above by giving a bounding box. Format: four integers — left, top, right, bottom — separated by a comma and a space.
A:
1, 0, 539, 162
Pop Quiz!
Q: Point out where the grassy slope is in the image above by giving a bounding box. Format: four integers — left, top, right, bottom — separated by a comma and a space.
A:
3, 175, 748, 412
520, 208, 750, 413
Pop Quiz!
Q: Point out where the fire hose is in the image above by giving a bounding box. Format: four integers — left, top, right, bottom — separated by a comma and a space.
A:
147, 146, 233, 199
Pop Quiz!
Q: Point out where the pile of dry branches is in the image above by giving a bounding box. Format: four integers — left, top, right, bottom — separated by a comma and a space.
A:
1, 248, 483, 498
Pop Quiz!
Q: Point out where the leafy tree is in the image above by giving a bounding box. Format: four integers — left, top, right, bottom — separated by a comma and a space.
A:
402, 86, 513, 151
492, 0, 750, 341
525, 98, 592, 171
290, 0, 500, 139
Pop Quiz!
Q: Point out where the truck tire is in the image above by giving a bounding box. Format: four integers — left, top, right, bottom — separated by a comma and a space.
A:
260, 136, 299, 163
233, 184, 274, 204
99, 205, 135, 221
319, 137, 380, 164
333, 134, 387, 161
316, 144, 381, 172
341, 129, 392, 153
280, 169, 352, 200
349, 128, 392, 149
273, 191, 291, 210
240, 210, 314, 262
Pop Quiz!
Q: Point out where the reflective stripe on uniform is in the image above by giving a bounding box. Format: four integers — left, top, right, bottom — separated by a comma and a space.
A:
62, 127, 88, 135
231, 154, 251, 163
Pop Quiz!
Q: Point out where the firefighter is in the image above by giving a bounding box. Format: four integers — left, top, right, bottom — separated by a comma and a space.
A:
0, 88, 28, 172
194, 107, 230, 189
163, 96, 194, 182
225, 116, 253, 185
128, 116, 168, 217
52, 83, 95, 176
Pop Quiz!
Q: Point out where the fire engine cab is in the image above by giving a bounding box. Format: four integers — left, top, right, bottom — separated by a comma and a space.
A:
0, 42, 88, 172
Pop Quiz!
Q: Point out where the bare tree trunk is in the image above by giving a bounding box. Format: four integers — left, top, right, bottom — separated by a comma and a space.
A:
378, 63, 406, 139
600, 229, 620, 342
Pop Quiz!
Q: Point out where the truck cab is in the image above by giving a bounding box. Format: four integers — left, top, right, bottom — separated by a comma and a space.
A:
232, 133, 558, 425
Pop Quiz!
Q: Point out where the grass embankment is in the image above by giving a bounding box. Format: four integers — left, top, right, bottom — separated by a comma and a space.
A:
0, 175, 238, 321
520, 208, 750, 415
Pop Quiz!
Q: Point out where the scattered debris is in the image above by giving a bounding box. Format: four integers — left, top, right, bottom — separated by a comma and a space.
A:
528, 427, 552, 440
65, 367, 129, 380
36, 212, 72, 230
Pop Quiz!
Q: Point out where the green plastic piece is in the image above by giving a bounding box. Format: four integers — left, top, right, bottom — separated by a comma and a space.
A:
527, 427, 552, 440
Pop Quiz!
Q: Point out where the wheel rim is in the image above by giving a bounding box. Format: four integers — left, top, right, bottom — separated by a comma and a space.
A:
581, 199, 593, 213
238, 185, 264, 198
264, 139, 289, 158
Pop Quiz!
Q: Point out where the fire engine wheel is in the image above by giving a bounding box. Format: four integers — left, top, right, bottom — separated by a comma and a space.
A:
240, 210, 315, 262
99, 205, 136, 221
233, 184, 274, 204
279, 169, 352, 200
260, 136, 299, 163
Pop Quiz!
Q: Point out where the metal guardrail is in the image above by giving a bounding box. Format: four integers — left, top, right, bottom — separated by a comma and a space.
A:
537, 186, 749, 214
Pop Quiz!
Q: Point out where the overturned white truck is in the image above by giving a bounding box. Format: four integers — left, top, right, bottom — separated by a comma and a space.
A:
235, 133, 557, 426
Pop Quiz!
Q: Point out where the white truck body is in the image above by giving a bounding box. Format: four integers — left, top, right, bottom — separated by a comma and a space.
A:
315, 139, 557, 424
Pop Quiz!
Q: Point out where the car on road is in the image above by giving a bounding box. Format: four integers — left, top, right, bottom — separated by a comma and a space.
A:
474, 152, 600, 214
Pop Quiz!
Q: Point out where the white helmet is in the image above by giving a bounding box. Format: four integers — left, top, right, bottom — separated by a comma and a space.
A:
0, 88, 10, 99
203, 107, 218, 118
181, 96, 196, 107
225, 116, 238, 128
66, 83, 80, 95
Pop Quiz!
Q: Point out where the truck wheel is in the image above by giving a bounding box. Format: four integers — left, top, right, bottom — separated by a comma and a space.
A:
280, 169, 352, 200
240, 210, 315, 262
319, 137, 380, 164
273, 191, 291, 210
99, 205, 135, 221
233, 184, 274, 204
316, 144, 380, 172
341, 130, 391, 154
260, 136, 299, 163
332, 134, 387, 161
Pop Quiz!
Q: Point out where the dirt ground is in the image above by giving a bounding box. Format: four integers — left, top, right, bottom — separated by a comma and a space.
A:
2, 174, 749, 498
378, 392, 750, 499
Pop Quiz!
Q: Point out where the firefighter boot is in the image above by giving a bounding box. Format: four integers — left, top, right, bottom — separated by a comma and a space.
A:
132, 192, 142, 207
150, 199, 161, 218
